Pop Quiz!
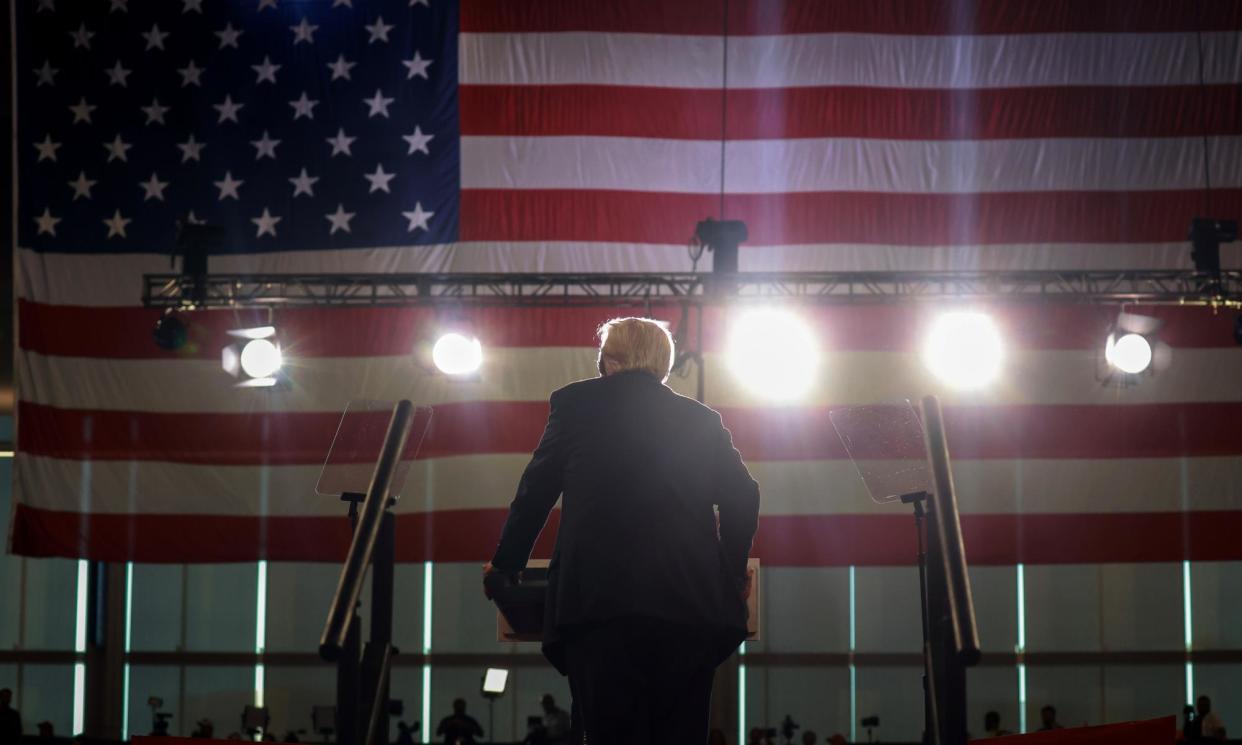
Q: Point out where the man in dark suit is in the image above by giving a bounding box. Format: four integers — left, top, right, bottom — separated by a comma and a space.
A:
485, 317, 761, 745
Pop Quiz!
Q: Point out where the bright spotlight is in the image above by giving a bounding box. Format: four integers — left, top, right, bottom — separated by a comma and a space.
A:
725, 308, 820, 401
432, 333, 483, 375
1105, 332, 1152, 374
223, 325, 284, 388
922, 311, 1005, 390
240, 338, 283, 379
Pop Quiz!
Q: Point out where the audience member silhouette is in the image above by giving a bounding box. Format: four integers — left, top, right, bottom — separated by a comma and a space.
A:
0, 689, 21, 743
1039, 705, 1063, 731
436, 698, 484, 745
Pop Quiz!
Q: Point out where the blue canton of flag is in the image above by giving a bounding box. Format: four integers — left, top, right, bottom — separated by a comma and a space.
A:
19, 0, 460, 255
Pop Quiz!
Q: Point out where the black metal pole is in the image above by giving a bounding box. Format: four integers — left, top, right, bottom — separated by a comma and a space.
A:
321, 400, 415, 659
337, 620, 361, 745
361, 511, 397, 745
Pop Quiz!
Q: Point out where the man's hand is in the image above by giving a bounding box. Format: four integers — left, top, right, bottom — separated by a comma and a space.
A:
482, 562, 497, 600
740, 566, 755, 601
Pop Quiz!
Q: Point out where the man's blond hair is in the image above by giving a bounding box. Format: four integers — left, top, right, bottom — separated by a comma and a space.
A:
597, 317, 675, 382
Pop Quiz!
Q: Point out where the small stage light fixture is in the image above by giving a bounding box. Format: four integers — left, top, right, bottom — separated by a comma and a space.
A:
152, 312, 188, 351
1098, 311, 1170, 384
922, 311, 1005, 391
432, 332, 483, 376
725, 307, 821, 401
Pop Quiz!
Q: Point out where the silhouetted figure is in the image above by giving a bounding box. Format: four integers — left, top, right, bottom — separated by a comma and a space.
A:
0, 689, 22, 743
395, 720, 418, 745
488, 318, 760, 745
1039, 705, 1063, 731
436, 699, 483, 745
37, 721, 55, 739
708, 729, 728, 745
983, 711, 1011, 738
1195, 695, 1227, 741
800, 731, 817, 745
540, 695, 570, 744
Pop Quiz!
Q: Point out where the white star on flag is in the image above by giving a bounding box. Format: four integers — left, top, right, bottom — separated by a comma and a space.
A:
37, 0, 55, 12
365, 16, 393, 43
402, 202, 434, 232
35, 207, 61, 236
142, 98, 170, 125
410, 0, 430, 6
215, 23, 243, 49
289, 168, 319, 197
103, 209, 131, 239
69, 97, 97, 125
178, 135, 205, 162
69, 23, 95, 50
251, 131, 281, 160
179, 61, 204, 87
252, 56, 281, 84
403, 126, 433, 155
182, 0, 203, 13
402, 51, 432, 80
103, 135, 132, 162
289, 92, 318, 120
326, 128, 356, 157
364, 164, 396, 193
258, 0, 279, 10
327, 54, 356, 81
364, 89, 395, 118
34, 134, 62, 162
143, 24, 169, 50
109, 0, 127, 11
106, 60, 131, 87
325, 204, 355, 234
214, 95, 244, 124
140, 173, 170, 201
332, 0, 353, 7
252, 208, 282, 237
68, 171, 96, 200
214, 171, 244, 200
35, 60, 57, 87
291, 17, 318, 44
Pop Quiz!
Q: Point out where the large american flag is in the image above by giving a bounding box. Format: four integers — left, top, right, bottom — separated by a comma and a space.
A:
12, 0, 1242, 564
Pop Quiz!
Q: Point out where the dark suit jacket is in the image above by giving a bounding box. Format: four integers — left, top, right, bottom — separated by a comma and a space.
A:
491, 369, 761, 673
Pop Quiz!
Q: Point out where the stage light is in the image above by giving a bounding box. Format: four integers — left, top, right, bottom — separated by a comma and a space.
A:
152, 312, 188, 351
432, 332, 483, 376
240, 338, 282, 379
223, 325, 284, 388
922, 311, 1004, 390
1104, 332, 1152, 374
725, 307, 820, 401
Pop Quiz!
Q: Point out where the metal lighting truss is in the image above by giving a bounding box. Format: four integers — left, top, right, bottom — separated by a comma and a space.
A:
143, 270, 1242, 309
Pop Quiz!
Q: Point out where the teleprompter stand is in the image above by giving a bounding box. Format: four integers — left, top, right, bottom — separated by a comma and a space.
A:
830, 397, 981, 745
317, 400, 432, 745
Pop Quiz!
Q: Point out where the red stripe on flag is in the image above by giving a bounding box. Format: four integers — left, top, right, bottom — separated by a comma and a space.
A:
17, 300, 1242, 359
12, 504, 1242, 564
460, 189, 1241, 246
18, 401, 1242, 464
460, 0, 1242, 35
461, 85, 1242, 140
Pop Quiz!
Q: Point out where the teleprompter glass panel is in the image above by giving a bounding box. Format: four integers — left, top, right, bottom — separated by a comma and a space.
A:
316, 400, 433, 500
828, 401, 930, 504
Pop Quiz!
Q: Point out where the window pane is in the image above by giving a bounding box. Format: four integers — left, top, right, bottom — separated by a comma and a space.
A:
22, 559, 78, 650
183, 666, 254, 739
20, 664, 75, 737
855, 666, 923, 743
389, 666, 427, 742
764, 666, 851, 741
966, 665, 1018, 736
763, 568, 850, 653
130, 564, 183, 651
0, 457, 21, 649
127, 665, 181, 738
1191, 561, 1242, 649
969, 566, 1016, 653
854, 567, 920, 653
392, 563, 427, 654
430, 668, 501, 741
1102, 665, 1182, 723
1025, 666, 1103, 729
1024, 565, 1101, 652
265, 564, 340, 653
263, 665, 335, 739
432, 563, 504, 653
507, 666, 573, 742
1099, 564, 1182, 651
185, 565, 257, 651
